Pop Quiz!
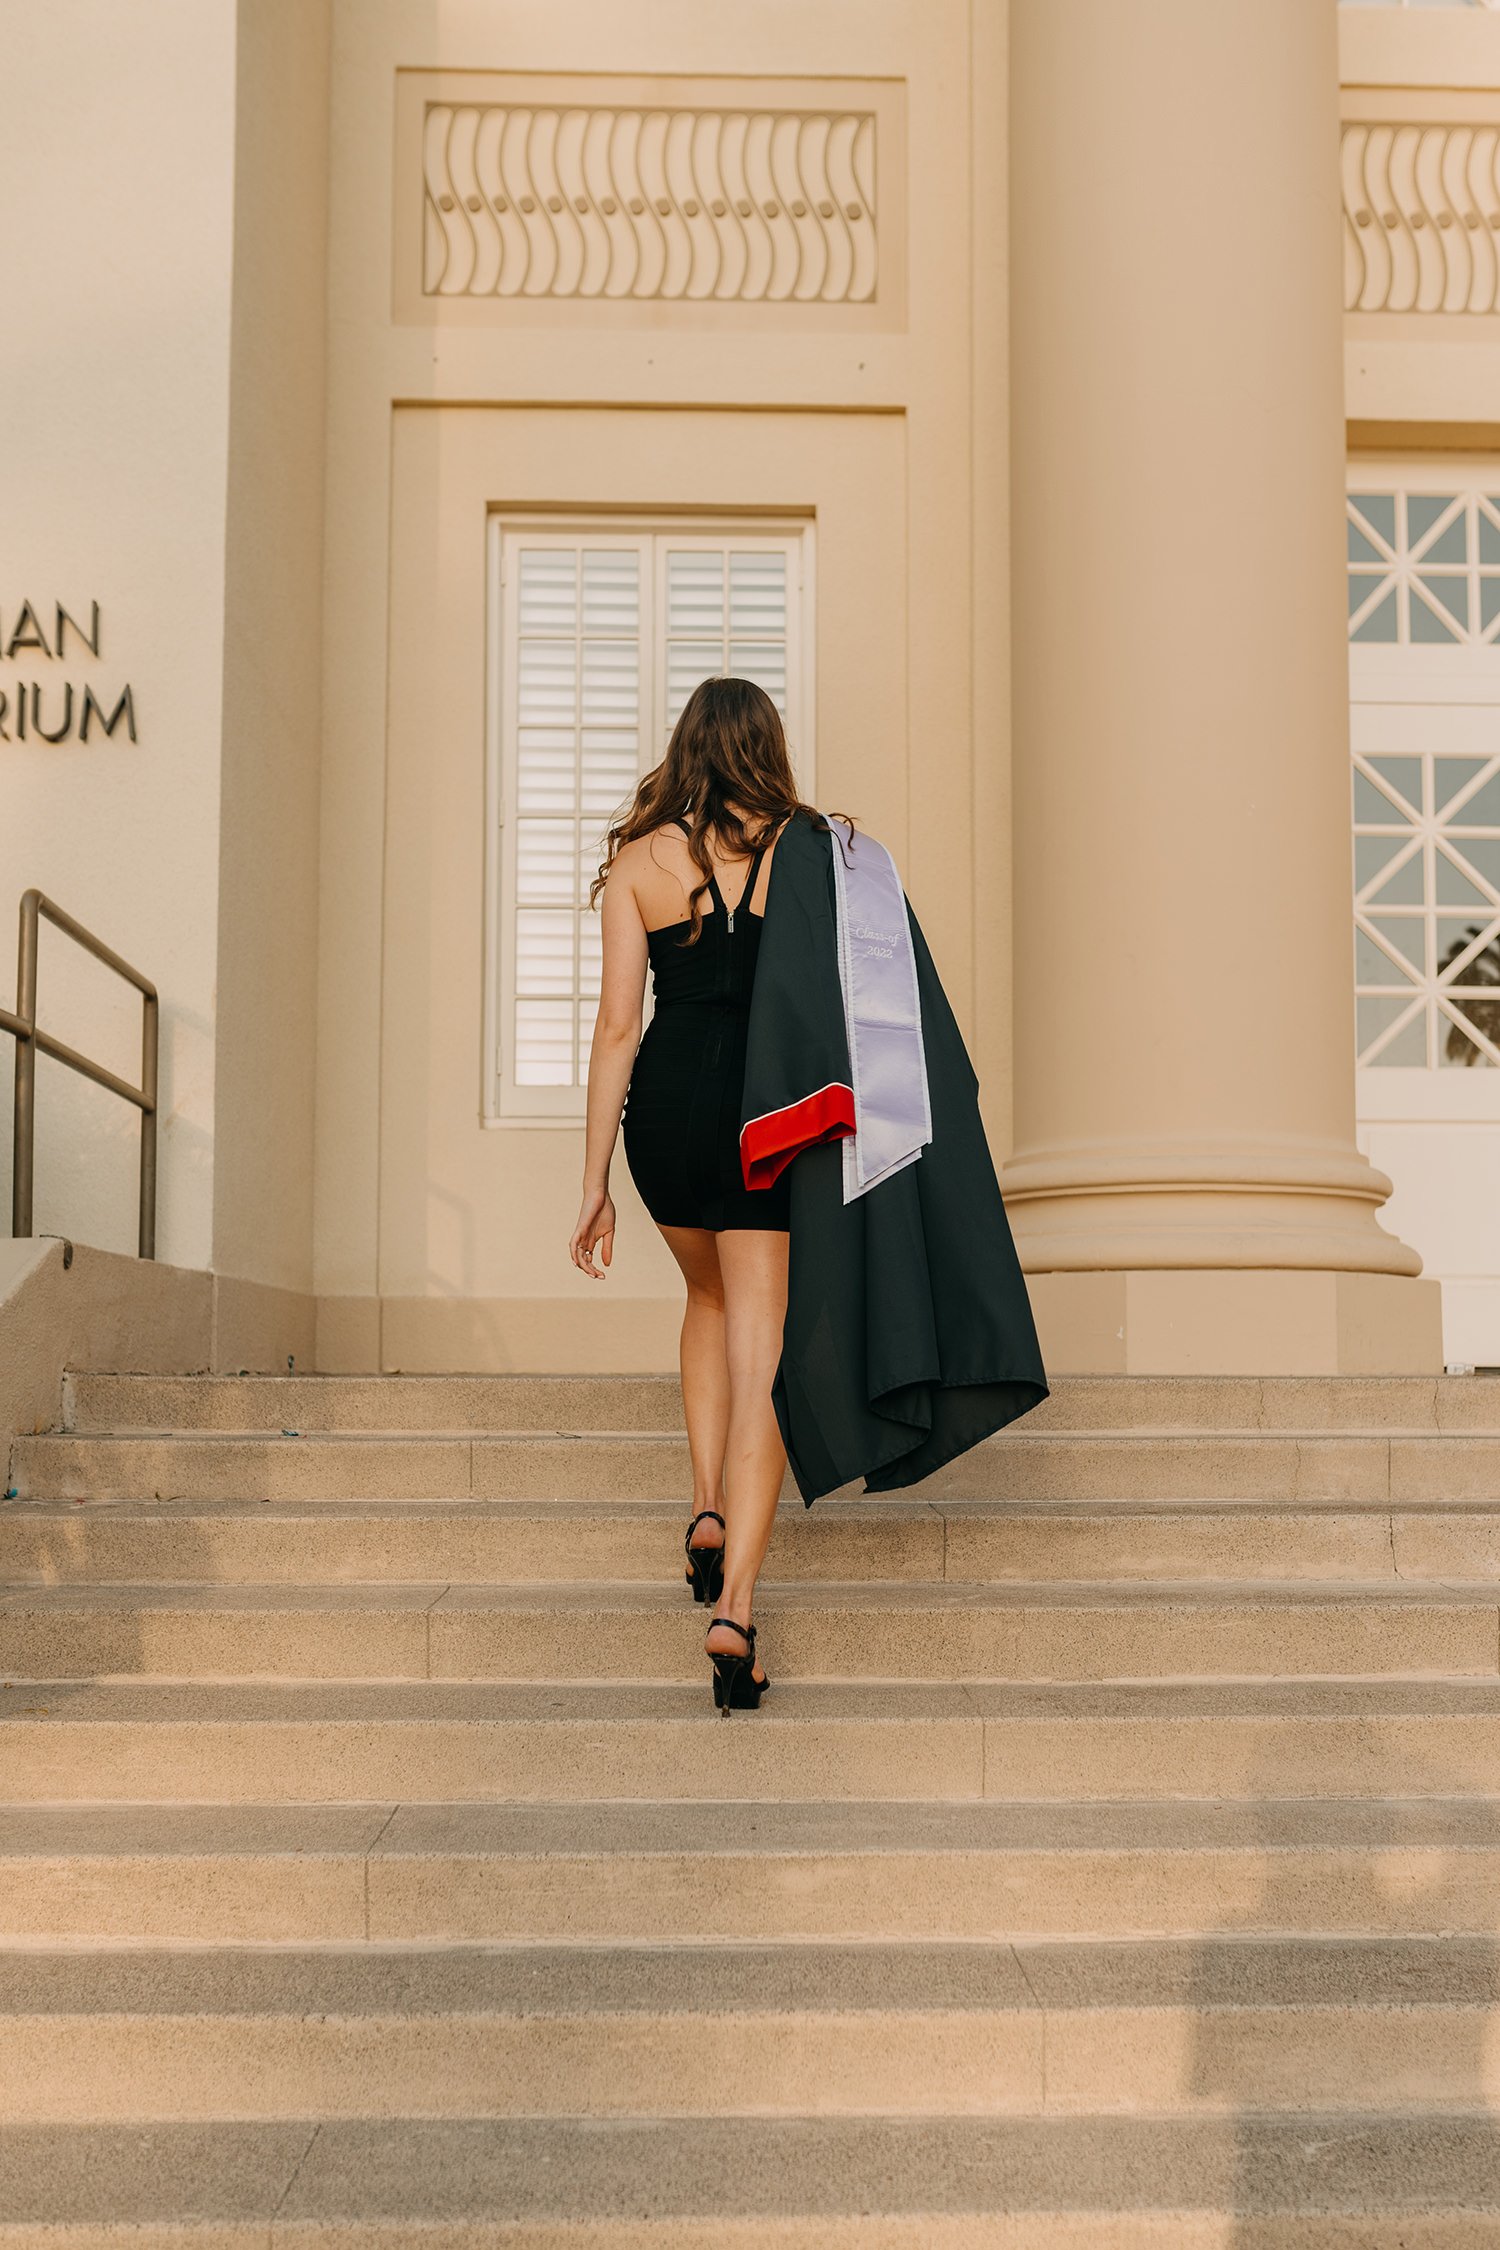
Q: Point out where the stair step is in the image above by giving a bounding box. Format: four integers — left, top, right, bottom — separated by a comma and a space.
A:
14, 1371, 1500, 2241
6, 2110, 1500, 2244
22, 1372, 1500, 2242
3, 1798, 1498, 1944
62, 1368, 1500, 1435
1, 1575, 1495, 1683
21, 1426, 1500, 1503
11, 1495, 1500, 1585
63, 1371, 687, 1435
6, 1678, 1500, 1804
0, 1497, 946, 1585
2, 1936, 1497, 2122
13, 1432, 688, 1503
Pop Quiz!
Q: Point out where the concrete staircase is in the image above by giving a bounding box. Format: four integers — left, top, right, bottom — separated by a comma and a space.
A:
4, 1372, 1500, 2242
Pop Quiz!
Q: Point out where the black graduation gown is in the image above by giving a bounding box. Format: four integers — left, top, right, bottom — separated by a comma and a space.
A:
740, 810, 1049, 1503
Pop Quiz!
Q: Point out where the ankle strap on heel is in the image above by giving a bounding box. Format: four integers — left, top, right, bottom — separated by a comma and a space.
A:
707, 1615, 754, 1646
685, 1509, 725, 1550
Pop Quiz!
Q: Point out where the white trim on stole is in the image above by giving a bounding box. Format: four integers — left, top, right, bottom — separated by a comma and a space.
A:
825, 815, 933, 1203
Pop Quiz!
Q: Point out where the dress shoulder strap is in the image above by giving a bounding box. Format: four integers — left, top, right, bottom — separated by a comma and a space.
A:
744, 815, 790, 906
715, 833, 771, 918
670, 820, 776, 915
663, 819, 721, 913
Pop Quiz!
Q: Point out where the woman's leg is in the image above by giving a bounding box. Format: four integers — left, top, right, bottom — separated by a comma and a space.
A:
706, 1228, 790, 1682
657, 1224, 729, 1546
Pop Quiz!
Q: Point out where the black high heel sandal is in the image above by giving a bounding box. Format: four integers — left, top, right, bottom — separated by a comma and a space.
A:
683, 1510, 725, 1605
706, 1614, 768, 1718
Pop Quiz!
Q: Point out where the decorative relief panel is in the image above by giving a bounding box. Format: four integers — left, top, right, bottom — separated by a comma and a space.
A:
423, 102, 876, 304
1343, 120, 1500, 313
394, 72, 902, 325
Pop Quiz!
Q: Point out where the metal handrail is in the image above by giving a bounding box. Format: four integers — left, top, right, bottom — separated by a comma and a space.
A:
1, 891, 158, 1258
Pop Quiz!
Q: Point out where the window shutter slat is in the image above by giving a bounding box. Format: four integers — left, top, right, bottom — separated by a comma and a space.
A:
728, 642, 788, 716
580, 731, 639, 824
517, 643, 579, 723
514, 997, 575, 1085
666, 642, 718, 729
729, 551, 786, 633
515, 910, 577, 995
581, 640, 640, 726
516, 732, 577, 819
515, 820, 579, 905
582, 549, 640, 633
578, 913, 603, 997
517, 549, 578, 634
667, 550, 726, 635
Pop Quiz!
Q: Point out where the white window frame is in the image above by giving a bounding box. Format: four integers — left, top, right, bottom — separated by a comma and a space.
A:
1349, 454, 1500, 1113
483, 511, 817, 1123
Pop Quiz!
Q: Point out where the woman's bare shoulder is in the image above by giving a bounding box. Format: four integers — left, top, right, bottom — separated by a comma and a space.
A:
606, 831, 681, 882
601, 833, 689, 923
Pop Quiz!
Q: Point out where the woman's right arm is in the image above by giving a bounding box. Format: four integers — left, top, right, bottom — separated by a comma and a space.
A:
568, 857, 649, 1279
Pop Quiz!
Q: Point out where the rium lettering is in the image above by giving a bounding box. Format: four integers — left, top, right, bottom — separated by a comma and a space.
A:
0, 599, 138, 745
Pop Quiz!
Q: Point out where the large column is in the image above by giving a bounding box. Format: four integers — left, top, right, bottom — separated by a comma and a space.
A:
1006, 0, 1439, 1374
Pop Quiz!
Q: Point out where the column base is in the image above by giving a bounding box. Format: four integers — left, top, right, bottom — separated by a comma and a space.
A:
1029, 1268, 1444, 1376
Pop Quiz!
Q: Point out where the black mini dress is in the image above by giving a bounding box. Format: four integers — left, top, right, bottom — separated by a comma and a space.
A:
623, 831, 792, 1233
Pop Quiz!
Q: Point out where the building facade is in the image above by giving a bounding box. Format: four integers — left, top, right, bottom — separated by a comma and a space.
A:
6, 0, 1499, 1377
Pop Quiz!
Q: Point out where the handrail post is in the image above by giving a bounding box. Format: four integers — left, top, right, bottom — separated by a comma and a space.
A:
139, 989, 158, 1259
6, 889, 158, 1259
12, 891, 38, 1239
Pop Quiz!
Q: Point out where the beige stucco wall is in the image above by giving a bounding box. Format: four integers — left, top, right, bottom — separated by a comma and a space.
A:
0, 0, 327, 1360
212, 0, 331, 1330
0, 1240, 208, 1447
0, 0, 238, 1270
312, 0, 1007, 1370
2, 0, 1488, 1382
0, 1237, 313, 1447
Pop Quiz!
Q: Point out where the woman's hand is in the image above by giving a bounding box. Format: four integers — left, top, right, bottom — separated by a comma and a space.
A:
569, 1188, 616, 1279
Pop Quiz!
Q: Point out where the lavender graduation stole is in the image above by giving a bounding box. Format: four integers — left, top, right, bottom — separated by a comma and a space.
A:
825, 816, 933, 1203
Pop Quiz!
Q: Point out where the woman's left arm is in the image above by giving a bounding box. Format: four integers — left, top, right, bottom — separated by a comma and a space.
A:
569, 860, 649, 1278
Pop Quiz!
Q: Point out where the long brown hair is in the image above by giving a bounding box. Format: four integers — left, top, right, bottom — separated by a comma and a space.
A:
592, 676, 833, 941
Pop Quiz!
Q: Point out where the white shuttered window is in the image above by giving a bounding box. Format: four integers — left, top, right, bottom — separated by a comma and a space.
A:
486, 518, 812, 1118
